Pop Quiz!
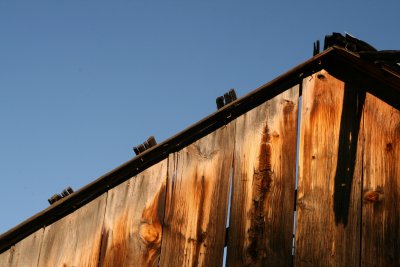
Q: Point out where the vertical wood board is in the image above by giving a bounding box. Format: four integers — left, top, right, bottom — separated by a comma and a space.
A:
159, 122, 235, 267
227, 86, 299, 267
37, 193, 107, 267
99, 160, 168, 267
361, 93, 400, 266
294, 70, 363, 267
0, 249, 10, 266
8, 228, 44, 267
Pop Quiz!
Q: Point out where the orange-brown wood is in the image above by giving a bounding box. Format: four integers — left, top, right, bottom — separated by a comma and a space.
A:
294, 70, 363, 266
37, 194, 107, 267
0, 249, 10, 266
8, 228, 44, 267
227, 86, 299, 267
361, 93, 400, 266
99, 160, 168, 267
159, 122, 235, 267
1, 70, 399, 267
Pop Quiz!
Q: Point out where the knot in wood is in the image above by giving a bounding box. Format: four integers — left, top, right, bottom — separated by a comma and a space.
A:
139, 223, 161, 245
363, 191, 383, 203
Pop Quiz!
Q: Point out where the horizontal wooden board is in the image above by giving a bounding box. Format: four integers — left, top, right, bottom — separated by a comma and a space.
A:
99, 160, 168, 267
227, 85, 299, 266
37, 194, 107, 267
159, 122, 235, 266
294, 70, 363, 267
361, 93, 400, 266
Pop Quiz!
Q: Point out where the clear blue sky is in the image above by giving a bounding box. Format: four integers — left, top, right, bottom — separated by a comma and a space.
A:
1, 1, 399, 234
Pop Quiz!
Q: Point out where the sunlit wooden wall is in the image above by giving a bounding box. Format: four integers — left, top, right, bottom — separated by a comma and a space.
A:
0, 70, 399, 267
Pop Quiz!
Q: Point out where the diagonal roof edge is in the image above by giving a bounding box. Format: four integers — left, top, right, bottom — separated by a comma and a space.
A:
1, 46, 400, 253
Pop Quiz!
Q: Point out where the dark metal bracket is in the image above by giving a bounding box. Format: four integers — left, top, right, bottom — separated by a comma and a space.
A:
48, 186, 74, 205
216, 89, 238, 110
133, 136, 157, 155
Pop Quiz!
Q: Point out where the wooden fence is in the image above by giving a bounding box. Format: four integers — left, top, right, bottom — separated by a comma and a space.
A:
0, 70, 399, 266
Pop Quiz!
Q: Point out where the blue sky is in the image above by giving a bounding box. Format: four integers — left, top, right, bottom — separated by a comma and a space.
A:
1, 1, 399, 234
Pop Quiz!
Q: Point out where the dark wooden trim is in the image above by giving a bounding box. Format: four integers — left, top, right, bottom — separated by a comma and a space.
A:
323, 47, 400, 110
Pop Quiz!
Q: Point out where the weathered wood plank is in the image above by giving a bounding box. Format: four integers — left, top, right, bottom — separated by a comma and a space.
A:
227, 86, 299, 267
294, 70, 363, 266
0, 249, 10, 266
159, 122, 235, 267
99, 160, 168, 267
37, 194, 107, 267
361, 93, 400, 266
8, 228, 44, 267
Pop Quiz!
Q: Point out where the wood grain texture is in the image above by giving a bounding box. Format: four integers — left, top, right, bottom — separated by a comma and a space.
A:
159, 122, 235, 267
294, 70, 363, 267
99, 160, 168, 267
227, 86, 299, 267
37, 194, 107, 267
361, 93, 400, 267
0, 249, 10, 266
8, 228, 44, 267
